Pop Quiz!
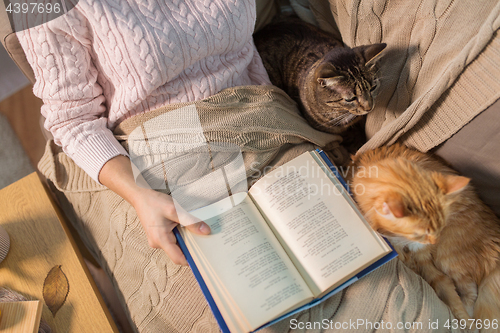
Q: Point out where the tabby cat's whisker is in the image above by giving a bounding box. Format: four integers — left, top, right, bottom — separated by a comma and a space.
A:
324, 113, 357, 126
317, 110, 348, 116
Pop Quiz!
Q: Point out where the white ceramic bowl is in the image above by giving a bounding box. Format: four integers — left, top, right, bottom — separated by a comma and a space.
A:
0, 225, 10, 263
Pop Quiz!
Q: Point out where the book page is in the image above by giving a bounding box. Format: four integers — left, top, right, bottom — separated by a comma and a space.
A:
183, 192, 313, 332
249, 152, 390, 294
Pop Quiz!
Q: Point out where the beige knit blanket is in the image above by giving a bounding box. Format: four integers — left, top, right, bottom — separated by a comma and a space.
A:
39, 85, 457, 332
304, 0, 500, 153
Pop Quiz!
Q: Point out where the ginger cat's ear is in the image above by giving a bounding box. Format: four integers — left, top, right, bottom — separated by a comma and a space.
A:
443, 175, 470, 194
376, 195, 405, 220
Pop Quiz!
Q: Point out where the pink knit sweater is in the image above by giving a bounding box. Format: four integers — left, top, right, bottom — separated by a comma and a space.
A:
17, 0, 271, 182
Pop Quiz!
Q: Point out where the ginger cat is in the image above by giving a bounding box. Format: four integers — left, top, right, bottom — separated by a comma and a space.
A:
348, 144, 500, 330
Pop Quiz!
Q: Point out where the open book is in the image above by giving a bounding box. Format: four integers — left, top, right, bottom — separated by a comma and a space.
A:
175, 150, 396, 333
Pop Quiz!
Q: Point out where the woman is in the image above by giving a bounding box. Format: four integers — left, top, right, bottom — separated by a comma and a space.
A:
18, 2, 342, 332
18, 0, 274, 265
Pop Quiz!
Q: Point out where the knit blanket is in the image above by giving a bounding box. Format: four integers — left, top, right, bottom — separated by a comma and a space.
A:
39, 85, 457, 332
305, 0, 500, 153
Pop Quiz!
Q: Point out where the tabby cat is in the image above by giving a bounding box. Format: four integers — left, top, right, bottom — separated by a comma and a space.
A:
253, 17, 386, 134
348, 144, 500, 328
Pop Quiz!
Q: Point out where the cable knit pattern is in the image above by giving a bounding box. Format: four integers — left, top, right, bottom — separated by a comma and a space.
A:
16, 0, 271, 182
38, 86, 457, 333
308, 0, 500, 153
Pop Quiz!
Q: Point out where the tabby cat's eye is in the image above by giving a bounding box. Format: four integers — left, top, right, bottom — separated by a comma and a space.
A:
345, 96, 357, 102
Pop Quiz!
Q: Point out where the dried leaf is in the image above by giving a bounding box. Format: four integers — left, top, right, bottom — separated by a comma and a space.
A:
43, 265, 69, 317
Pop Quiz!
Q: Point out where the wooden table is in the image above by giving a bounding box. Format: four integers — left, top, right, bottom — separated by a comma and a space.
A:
0, 173, 119, 333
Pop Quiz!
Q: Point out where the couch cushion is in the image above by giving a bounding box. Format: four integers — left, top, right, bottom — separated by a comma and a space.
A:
4, 33, 35, 84
0, 0, 35, 84
255, 0, 279, 32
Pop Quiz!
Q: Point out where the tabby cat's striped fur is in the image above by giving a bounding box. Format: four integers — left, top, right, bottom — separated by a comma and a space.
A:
254, 17, 386, 134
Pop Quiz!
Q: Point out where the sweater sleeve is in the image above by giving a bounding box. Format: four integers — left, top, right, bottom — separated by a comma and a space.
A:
17, 10, 128, 183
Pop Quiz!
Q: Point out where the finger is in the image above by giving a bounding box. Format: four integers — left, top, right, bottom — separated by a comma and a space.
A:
169, 209, 210, 235
170, 199, 211, 235
184, 220, 211, 235
163, 242, 188, 266
158, 228, 188, 266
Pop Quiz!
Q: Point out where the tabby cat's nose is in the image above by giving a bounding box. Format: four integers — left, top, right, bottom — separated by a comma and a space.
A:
359, 98, 373, 111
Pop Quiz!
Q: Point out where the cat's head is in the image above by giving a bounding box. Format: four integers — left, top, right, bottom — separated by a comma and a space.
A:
303, 43, 386, 133
352, 158, 470, 245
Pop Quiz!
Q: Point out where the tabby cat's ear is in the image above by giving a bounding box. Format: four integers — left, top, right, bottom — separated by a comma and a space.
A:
443, 175, 470, 194
354, 43, 387, 65
315, 63, 344, 87
317, 76, 345, 88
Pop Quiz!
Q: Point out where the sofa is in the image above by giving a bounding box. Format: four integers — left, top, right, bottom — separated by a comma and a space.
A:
2, 0, 499, 332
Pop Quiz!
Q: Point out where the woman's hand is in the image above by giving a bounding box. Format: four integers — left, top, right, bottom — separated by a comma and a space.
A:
132, 187, 209, 265
99, 155, 210, 265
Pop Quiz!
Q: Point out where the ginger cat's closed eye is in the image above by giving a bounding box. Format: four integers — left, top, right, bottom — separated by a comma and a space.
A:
349, 144, 500, 331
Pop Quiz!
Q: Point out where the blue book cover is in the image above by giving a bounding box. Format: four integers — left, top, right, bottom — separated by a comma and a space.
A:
174, 150, 397, 333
